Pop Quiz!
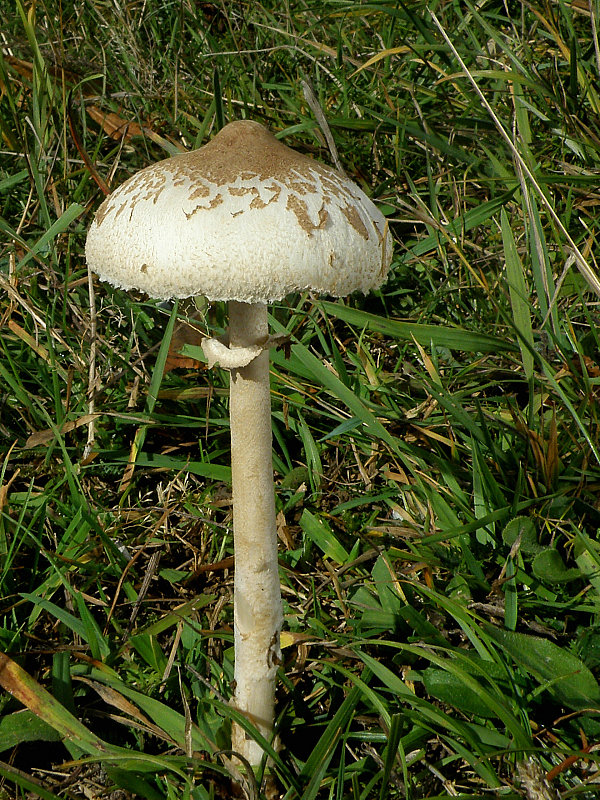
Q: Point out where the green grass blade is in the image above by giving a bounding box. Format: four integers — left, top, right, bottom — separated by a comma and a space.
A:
17, 203, 85, 269
297, 684, 363, 799
320, 301, 515, 354
378, 713, 403, 800
300, 509, 349, 564
109, 450, 231, 483
500, 208, 535, 380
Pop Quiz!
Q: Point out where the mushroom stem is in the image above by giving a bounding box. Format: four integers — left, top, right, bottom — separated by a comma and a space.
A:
228, 300, 282, 766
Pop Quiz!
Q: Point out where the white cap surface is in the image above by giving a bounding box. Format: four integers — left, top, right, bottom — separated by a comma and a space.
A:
85, 120, 392, 302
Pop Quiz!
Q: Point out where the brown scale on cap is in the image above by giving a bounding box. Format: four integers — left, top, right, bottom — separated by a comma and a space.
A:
179, 120, 323, 187
94, 120, 372, 239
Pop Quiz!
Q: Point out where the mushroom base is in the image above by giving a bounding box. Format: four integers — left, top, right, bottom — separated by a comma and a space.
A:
228, 301, 283, 766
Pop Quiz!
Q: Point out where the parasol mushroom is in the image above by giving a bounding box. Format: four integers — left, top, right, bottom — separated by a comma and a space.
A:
85, 119, 393, 767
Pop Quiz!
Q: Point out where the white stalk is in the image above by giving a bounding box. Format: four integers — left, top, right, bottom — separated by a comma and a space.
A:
228, 300, 282, 766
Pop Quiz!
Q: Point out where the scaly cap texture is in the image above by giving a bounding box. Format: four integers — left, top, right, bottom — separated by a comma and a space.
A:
85, 120, 392, 302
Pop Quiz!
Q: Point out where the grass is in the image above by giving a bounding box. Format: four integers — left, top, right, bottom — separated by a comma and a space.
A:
1, 0, 600, 797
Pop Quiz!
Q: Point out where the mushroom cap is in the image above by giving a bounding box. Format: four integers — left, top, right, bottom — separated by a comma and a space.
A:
85, 120, 393, 302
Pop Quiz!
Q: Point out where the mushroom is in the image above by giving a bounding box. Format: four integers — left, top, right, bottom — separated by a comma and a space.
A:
85, 120, 393, 767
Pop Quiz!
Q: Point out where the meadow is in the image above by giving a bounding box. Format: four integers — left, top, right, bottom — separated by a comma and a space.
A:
1, 1, 600, 797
